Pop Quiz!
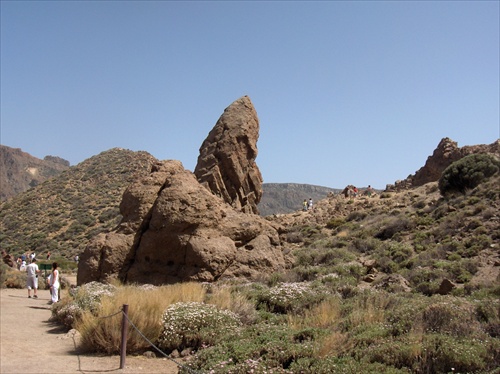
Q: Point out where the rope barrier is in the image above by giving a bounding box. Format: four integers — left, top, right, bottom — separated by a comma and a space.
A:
97, 309, 123, 319
121, 310, 201, 374
91, 306, 203, 373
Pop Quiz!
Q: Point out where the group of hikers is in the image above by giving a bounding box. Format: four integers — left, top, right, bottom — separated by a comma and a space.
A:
302, 198, 314, 211
6, 251, 62, 304
301, 185, 376, 211
24, 258, 60, 304
341, 184, 375, 199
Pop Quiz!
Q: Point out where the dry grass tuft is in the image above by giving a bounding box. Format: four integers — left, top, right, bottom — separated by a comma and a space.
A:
288, 297, 342, 330
348, 291, 394, 328
76, 282, 206, 354
316, 331, 350, 357
206, 285, 258, 324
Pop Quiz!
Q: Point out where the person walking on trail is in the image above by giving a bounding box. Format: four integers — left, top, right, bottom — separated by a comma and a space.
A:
49, 262, 60, 304
366, 185, 374, 197
303, 199, 308, 211
308, 198, 313, 210
26, 259, 40, 298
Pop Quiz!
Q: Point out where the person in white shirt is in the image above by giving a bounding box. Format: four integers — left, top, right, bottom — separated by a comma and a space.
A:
49, 262, 60, 304
26, 259, 40, 298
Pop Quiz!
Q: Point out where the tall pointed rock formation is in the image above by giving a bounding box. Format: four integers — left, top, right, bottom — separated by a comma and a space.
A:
194, 96, 263, 214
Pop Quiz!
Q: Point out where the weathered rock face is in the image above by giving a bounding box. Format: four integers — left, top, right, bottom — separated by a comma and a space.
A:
387, 138, 500, 191
78, 160, 286, 285
194, 96, 263, 215
77, 96, 286, 286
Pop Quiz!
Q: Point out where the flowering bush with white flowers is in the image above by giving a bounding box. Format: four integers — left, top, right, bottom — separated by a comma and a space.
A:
73, 281, 117, 314
258, 282, 326, 313
52, 302, 83, 329
51, 281, 116, 328
157, 302, 241, 352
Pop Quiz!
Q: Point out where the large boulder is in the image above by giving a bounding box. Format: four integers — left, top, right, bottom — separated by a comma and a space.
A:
77, 161, 170, 284
77, 160, 285, 285
194, 96, 263, 214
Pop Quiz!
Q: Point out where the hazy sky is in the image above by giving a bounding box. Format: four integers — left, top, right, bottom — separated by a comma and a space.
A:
1, 1, 499, 189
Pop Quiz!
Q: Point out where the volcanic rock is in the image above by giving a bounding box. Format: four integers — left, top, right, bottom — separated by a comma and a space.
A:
78, 160, 286, 285
437, 278, 456, 295
386, 138, 500, 191
194, 96, 263, 214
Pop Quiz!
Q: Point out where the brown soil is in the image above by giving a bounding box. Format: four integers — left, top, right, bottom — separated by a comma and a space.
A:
0, 280, 179, 374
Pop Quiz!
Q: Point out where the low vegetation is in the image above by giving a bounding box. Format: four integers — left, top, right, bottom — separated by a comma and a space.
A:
439, 153, 500, 195
51, 279, 499, 373
3, 152, 500, 373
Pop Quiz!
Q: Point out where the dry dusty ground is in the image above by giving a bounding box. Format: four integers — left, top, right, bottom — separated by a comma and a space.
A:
0, 281, 179, 374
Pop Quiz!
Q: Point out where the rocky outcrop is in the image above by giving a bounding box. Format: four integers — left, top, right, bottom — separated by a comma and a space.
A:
386, 138, 500, 191
194, 96, 263, 214
0, 145, 70, 201
1, 250, 15, 268
77, 160, 286, 285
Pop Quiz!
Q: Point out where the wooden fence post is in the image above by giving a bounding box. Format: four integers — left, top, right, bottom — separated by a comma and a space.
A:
120, 304, 129, 369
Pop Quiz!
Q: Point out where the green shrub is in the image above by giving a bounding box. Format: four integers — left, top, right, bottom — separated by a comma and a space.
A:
351, 237, 381, 254
386, 298, 425, 336
346, 211, 367, 222
421, 301, 479, 337
375, 216, 415, 241
361, 336, 421, 371
420, 334, 496, 373
0, 263, 11, 288
182, 323, 317, 373
438, 154, 500, 195
325, 218, 345, 230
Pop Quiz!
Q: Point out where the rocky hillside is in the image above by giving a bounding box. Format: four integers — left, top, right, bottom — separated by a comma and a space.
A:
268, 172, 499, 292
0, 145, 70, 201
259, 183, 340, 216
0, 148, 157, 259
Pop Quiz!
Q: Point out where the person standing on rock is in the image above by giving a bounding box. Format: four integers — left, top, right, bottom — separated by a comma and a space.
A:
308, 198, 313, 210
303, 199, 308, 211
49, 262, 60, 304
26, 259, 40, 298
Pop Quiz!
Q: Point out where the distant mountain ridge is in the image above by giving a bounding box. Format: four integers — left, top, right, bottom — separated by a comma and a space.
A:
0, 145, 70, 201
0, 144, 340, 217
259, 183, 340, 216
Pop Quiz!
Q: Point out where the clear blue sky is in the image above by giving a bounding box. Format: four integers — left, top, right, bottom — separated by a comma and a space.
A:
1, 1, 499, 190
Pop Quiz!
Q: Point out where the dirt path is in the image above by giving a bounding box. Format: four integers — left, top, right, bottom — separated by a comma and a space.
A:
0, 286, 179, 374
